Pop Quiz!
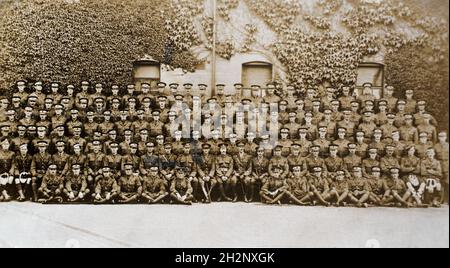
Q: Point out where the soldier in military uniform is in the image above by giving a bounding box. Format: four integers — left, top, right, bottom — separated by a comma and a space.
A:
38, 164, 64, 203
13, 143, 33, 201
304, 146, 326, 173
117, 163, 142, 204
141, 166, 168, 204
214, 144, 236, 202
383, 85, 398, 112
343, 143, 362, 173
420, 148, 443, 207
380, 145, 400, 175
149, 111, 164, 138
30, 141, 52, 201
285, 165, 311, 205
400, 145, 420, 178
416, 132, 434, 159
234, 142, 253, 202
329, 170, 350, 207
93, 166, 119, 204
405, 173, 427, 208
313, 127, 330, 157
381, 168, 412, 207
52, 141, 70, 176
399, 115, 418, 145
434, 132, 449, 204
87, 140, 105, 187
347, 167, 370, 207
366, 166, 386, 206
417, 113, 437, 143
0, 138, 15, 202
260, 166, 288, 205
64, 164, 90, 202
337, 110, 356, 139
102, 142, 121, 176
324, 145, 345, 180
307, 166, 332, 206
170, 167, 194, 205
176, 143, 198, 195
197, 144, 216, 203
268, 146, 290, 179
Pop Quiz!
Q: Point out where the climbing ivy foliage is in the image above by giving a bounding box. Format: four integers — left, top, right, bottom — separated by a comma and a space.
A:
0, 0, 201, 89
0, 0, 448, 110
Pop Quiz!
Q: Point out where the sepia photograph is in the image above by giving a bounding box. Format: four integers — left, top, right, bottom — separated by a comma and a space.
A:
0, 0, 448, 251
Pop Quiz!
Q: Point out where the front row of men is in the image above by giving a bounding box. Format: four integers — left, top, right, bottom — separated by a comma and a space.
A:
0, 140, 444, 207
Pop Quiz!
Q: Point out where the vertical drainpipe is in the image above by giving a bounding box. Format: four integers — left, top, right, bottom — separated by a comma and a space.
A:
211, 0, 217, 97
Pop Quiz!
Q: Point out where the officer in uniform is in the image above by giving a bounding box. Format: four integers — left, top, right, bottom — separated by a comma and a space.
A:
329, 170, 350, 206
63, 143, 87, 177
417, 113, 437, 143
38, 164, 64, 203
313, 127, 330, 157
176, 143, 199, 201
234, 141, 253, 202
379, 142, 399, 170
279, 128, 293, 157
139, 141, 159, 175
359, 111, 377, 139
0, 137, 15, 202
214, 144, 236, 202
170, 167, 194, 205
141, 166, 168, 204
416, 132, 433, 159
337, 110, 356, 139
284, 112, 300, 140
338, 86, 355, 111
197, 144, 216, 203
434, 132, 449, 204
381, 168, 411, 207
362, 148, 380, 177
383, 85, 398, 112
260, 166, 288, 205
404, 89, 417, 114
64, 164, 90, 202
103, 142, 122, 176
121, 142, 141, 172
305, 145, 326, 173
250, 147, 269, 199
285, 165, 311, 205
334, 128, 350, 157
324, 145, 345, 180
149, 111, 164, 138
414, 101, 438, 126
52, 141, 70, 176
347, 166, 370, 207
93, 166, 119, 204
30, 141, 52, 201
307, 166, 332, 206
420, 148, 443, 207
117, 163, 143, 203
87, 140, 106, 186
159, 143, 177, 186
355, 131, 368, 158
343, 143, 362, 172
400, 145, 420, 178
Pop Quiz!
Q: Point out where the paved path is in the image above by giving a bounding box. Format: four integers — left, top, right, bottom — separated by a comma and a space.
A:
0, 202, 448, 248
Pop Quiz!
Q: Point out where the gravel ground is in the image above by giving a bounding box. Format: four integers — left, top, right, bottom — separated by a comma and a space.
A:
0, 202, 448, 248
